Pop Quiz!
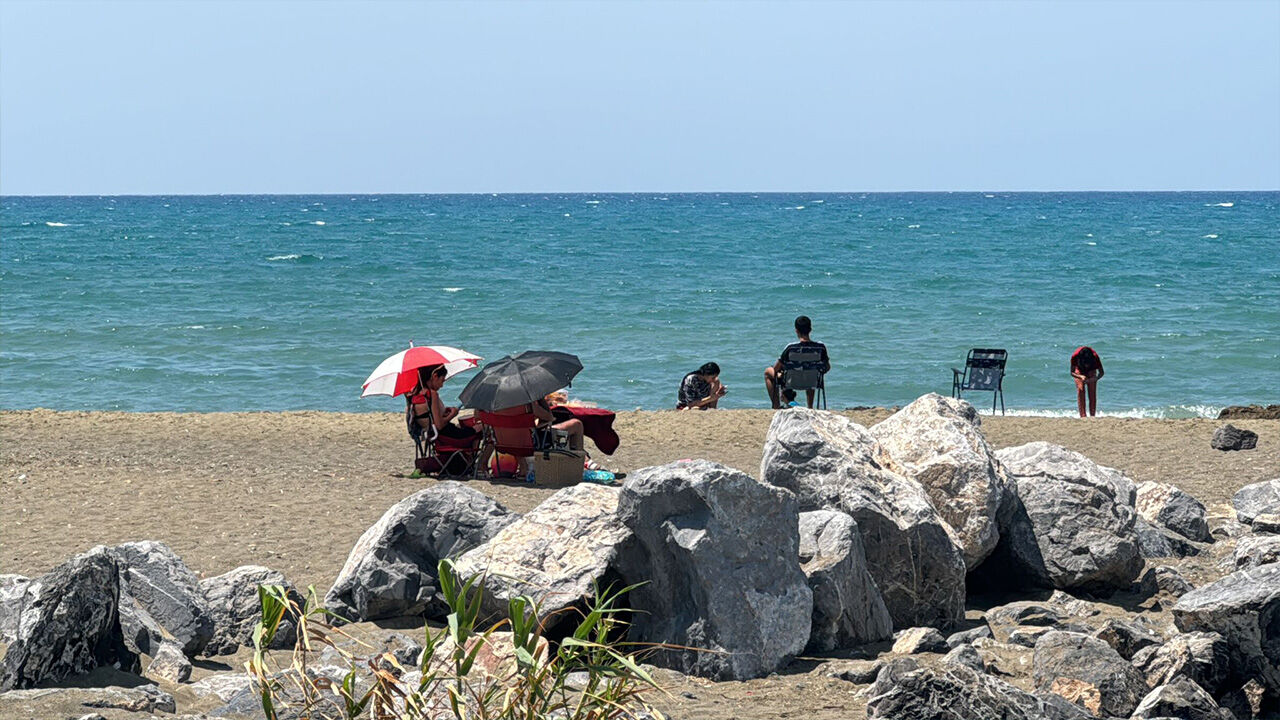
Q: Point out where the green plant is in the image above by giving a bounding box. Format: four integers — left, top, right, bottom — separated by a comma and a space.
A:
246, 559, 666, 720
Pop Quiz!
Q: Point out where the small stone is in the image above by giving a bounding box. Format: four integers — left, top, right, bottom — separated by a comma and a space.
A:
145, 640, 192, 683
946, 625, 992, 648
1140, 566, 1194, 598
941, 643, 984, 672
891, 626, 949, 654
1211, 424, 1258, 451
1250, 513, 1280, 534
827, 658, 883, 684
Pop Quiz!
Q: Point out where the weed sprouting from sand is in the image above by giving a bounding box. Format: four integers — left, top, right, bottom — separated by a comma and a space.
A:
246, 559, 666, 720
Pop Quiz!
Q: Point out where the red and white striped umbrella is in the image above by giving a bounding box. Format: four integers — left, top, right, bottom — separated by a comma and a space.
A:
360, 345, 482, 398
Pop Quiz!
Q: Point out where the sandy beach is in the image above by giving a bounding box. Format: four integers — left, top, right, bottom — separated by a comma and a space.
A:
4, 408, 1277, 594
3, 408, 1279, 719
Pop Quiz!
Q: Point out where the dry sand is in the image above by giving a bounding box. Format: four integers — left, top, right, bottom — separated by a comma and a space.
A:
2, 409, 1278, 719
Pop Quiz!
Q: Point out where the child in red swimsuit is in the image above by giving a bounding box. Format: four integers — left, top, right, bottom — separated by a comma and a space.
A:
1070, 346, 1105, 418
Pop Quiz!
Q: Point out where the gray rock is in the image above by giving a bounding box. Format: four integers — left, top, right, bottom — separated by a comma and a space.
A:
146, 639, 192, 683
867, 660, 1091, 719
111, 540, 215, 657
892, 626, 949, 654
986, 599, 1067, 630
81, 683, 175, 713
1009, 626, 1058, 648
1234, 478, 1280, 525
0, 547, 135, 691
995, 441, 1137, 506
615, 460, 813, 681
1132, 631, 1231, 696
1136, 481, 1212, 542
983, 469, 1142, 593
1135, 517, 1203, 559
1091, 617, 1162, 661
825, 658, 884, 684
0, 686, 175, 715
1032, 630, 1148, 718
190, 672, 254, 702
941, 643, 985, 671
455, 483, 631, 621
1173, 562, 1280, 694
1252, 513, 1280, 534
201, 565, 304, 655
973, 636, 1035, 678
1212, 519, 1251, 540
1140, 565, 1194, 598
0, 574, 32, 644
797, 510, 892, 652
947, 625, 992, 648
1233, 535, 1280, 570
325, 482, 517, 622
1131, 676, 1235, 720
1213, 424, 1259, 451
868, 393, 1014, 569
76, 714, 108, 720
761, 409, 967, 629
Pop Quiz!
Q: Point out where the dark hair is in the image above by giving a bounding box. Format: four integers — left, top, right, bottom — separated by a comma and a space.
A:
795, 315, 812, 335
698, 362, 720, 377
782, 388, 797, 403
417, 365, 447, 387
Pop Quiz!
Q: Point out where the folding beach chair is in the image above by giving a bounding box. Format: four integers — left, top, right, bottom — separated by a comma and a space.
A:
406, 399, 479, 478
782, 348, 827, 410
951, 348, 1007, 415
475, 405, 571, 477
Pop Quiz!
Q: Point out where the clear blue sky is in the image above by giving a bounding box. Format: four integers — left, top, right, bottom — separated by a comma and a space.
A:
2, 1, 1277, 194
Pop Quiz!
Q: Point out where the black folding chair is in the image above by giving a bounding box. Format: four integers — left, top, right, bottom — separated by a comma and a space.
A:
783, 348, 827, 409
951, 348, 1007, 414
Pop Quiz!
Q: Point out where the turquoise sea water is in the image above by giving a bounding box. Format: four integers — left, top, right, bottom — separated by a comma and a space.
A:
2, 193, 1277, 416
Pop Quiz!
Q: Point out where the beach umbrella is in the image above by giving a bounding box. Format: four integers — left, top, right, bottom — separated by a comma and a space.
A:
457, 350, 583, 411
360, 344, 482, 398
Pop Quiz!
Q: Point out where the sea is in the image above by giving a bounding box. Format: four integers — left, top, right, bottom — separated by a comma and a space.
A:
2, 193, 1277, 417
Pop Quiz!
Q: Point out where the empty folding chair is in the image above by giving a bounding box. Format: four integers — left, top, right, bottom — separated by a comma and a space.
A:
951, 348, 1008, 414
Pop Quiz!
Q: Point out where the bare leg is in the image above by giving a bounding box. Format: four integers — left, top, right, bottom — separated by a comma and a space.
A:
805, 389, 816, 409
554, 418, 585, 450
1074, 377, 1087, 418
1087, 379, 1098, 417
764, 366, 781, 409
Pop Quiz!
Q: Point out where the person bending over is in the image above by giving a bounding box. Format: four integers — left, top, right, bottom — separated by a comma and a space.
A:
1070, 346, 1105, 417
765, 315, 830, 409
677, 362, 727, 410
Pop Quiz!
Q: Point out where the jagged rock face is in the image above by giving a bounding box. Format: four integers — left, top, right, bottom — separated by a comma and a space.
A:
0, 574, 32, 644
1136, 481, 1212, 542
324, 482, 517, 622
1173, 563, 1280, 695
761, 409, 966, 629
1130, 677, 1235, 720
996, 442, 1137, 506
200, 565, 304, 655
891, 627, 949, 655
1140, 565, 1194, 599
1091, 617, 1163, 661
145, 640, 192, 684
868, 393, 1013, 569
1131, 631, 1231, 696
797, 510, 892, 652
454, 483, 632, 620
986, 452, 1141, 593
110, 540, 214, 657
0, 547, 135, 691
1233, 478, 1280, 525
1212, 424, 1259, 451
1233, 535, 1280, 570
1032, 631, 1149, 718
616, 460, 812, 681
1135, 518, 1203, 559
866, 660, 1091, 720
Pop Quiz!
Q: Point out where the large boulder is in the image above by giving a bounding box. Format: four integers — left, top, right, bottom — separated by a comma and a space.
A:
201, 565, 304, 655
454, 483, 631, 620
1131, 631, 1231, 696
866, 659, 1090, 720
1130, 677, 1235, 720
868, 393, 1014, 569
1031, 630, 1149, 718
797, 510, 892, 652
996, 441, 1137, 506
1233, 478, 1280, 525
0, 547, 135, 691
325, 482, 517, 622
0, 574, 32, 644
761, 409, 966, 629
110, 540, 214, 657
1233, 535, 1280, 570
1212, 424, 1259, 451
615, 460, 812, 681
982, 445, 1141, 593
1173, 563, 1280, 695
1136, 481, 1212, 542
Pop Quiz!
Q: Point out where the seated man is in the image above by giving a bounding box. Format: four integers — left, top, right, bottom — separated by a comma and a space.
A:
764, 315, 830, 409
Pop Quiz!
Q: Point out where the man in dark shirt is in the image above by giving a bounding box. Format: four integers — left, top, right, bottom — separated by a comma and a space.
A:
764, 315, 830, 409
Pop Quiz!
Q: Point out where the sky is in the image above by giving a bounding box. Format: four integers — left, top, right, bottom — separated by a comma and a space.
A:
1, 1, 1277, 194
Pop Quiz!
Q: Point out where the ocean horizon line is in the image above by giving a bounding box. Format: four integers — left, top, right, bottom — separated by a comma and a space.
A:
3, 189, 1279, 199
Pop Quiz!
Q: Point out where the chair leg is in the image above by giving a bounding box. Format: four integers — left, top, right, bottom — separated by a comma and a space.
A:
999, 388, 1005, 416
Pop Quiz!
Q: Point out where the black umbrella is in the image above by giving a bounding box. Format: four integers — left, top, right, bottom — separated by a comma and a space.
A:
457, 350, 584, 412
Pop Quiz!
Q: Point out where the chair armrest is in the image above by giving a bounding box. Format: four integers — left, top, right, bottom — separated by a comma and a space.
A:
951, 368, 964, 378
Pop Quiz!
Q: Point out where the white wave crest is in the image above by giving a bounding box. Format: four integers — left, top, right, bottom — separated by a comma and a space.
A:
267, 254, 300, 261
443, 287, 462, 293
1204, 234, 1219, 239
585, 200, 601, 205
311, 220, 325, 225
45, 221, 69, 227
1086, 241, 1097, 246
907, 224, 920, 229
1206, 202, 1234, 207
990, 404, 1222, 419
